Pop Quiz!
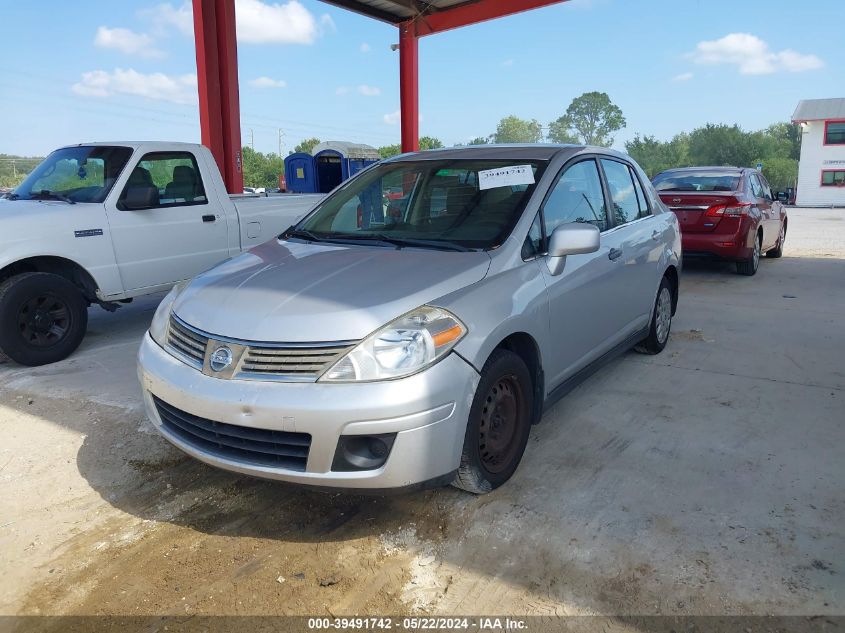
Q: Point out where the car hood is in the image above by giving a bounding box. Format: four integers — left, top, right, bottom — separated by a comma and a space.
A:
172, 239, 492, 342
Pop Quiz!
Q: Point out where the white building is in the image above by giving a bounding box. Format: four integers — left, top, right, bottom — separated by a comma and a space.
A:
792, 98, 845, 207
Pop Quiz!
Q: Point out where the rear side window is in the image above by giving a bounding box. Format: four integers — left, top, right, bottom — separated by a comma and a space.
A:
630, 166, 650, 216
600, 158, 646, 225
543, 159, 608, 234
118, 152, 207, 210
748, 173, 764, 198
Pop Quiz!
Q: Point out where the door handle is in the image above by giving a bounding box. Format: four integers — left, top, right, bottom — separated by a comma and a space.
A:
202, 214, 216, 223
651, 230, 660, 241
608, 247, 623, 261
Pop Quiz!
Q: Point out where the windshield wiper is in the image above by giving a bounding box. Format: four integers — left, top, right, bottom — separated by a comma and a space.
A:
369, 235, 473, 252
283, 228, 325, 242
31, 189, 75, 204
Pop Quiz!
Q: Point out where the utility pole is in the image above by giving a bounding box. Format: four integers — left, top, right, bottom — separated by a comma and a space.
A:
249, 128, 254, 151
278, 128, 285, 158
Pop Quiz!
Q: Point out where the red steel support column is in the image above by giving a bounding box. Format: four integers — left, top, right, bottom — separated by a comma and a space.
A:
193, 0, 243, 193
398, 22, 419, 153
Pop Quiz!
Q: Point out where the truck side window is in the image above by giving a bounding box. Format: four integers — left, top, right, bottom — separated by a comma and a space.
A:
118, 152, 207, 211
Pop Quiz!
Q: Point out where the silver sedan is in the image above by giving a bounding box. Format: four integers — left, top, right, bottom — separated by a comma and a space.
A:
138, 145, 681, 493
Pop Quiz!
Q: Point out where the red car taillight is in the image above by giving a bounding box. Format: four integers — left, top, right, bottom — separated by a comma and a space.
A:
705, 202, 751, 217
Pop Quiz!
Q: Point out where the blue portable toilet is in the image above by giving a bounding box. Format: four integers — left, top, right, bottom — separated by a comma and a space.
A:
284, 152, 316, 193
312, 141, 380, 193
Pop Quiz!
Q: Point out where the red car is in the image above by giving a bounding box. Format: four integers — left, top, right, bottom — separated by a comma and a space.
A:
652, 167, 787, 276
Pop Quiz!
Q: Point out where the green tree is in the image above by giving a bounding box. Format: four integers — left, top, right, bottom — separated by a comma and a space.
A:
0, 154, 43, 189
378, 144, 401, 159
549, 91, 626, 146
293, 137, 321, 155
687, 124, 756, 167
492, 115, 543, 143
419, 136, 444, 150
756, 156, 798, 192
241, 146, 284, 189
468, 136, 490, 145
765, 122, 802, 160
625, 133, 690, 178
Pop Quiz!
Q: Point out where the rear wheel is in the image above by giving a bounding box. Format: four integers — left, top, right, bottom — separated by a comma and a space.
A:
0, 272, 89, 366
452, 349, 533, 494
635, 276, 674, 355
736, 233, 761, 276
766, 222, 786, 258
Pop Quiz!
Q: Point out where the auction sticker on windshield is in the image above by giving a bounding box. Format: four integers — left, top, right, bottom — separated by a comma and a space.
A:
478, 165, 535, 191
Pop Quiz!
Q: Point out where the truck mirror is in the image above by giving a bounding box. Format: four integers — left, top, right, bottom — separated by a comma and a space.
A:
123, 186, 159, 210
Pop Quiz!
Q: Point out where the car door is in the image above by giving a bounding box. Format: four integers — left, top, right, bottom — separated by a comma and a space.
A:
757, 173, 782, 250
105, 151, 230, 292
534, 157, 621, 387
748, 172, 774, 249
598, 157, 662, 337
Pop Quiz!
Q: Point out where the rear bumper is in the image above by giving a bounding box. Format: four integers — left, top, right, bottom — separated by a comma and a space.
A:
681, 220, 754, 261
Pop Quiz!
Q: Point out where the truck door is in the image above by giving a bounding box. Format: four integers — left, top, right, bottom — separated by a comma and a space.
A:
105, 151, 229, 292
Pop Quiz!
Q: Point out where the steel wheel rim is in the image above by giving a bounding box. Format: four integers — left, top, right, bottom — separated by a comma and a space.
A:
656, 287, 672, 344
18, 293, 72, 348
478, 374, 523, 474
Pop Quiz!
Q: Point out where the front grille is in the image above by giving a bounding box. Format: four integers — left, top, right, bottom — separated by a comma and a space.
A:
167, 316, 207, 367
240, 344, 354, 380
166, 314, 356, 382
153, 396, 311, 471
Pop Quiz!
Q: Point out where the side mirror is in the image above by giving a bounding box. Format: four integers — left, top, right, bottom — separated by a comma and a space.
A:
776, 191, 788, 202
122, 186, 159, 210
547, 222, 600, 276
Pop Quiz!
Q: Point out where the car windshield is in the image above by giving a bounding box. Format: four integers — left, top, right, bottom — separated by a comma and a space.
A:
292, 159, 548, 250
652, 171, 741, 192
12, 146, 133, 203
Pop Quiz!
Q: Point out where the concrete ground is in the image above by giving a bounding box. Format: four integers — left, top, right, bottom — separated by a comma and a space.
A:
0, 207, 842, 619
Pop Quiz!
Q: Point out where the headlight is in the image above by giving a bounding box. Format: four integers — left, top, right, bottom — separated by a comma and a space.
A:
319, 306, 466, 382
149, 281, 188, 347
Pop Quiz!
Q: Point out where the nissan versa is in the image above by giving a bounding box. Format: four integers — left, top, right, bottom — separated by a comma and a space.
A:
138, 145, 681, 494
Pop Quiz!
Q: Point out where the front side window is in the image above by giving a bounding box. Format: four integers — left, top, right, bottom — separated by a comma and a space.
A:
118, 152, 207, 210
294, 159, 547, 251
543, 159, 608, 236
821, 170, 845, 186
825, 121, 845, 145
601, 158, 644, 225
12, 145, 132, 203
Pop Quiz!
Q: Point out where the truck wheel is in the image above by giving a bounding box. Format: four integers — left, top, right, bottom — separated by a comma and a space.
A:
452, 349, 533, 494
736, 233, 761, 276
635, 276, 673, 355
0, 272, 89, 366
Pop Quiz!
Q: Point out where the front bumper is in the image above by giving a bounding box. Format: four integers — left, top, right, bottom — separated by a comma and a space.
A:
137, 333, 480, 489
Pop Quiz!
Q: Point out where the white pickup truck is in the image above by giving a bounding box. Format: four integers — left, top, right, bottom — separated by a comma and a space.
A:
0, 141, 323, 366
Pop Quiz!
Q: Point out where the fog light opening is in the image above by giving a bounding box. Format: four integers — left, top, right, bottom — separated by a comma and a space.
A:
332, 433, 397, 472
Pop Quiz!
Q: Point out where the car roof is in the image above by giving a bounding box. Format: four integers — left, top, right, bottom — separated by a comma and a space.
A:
384, 143, 631, 163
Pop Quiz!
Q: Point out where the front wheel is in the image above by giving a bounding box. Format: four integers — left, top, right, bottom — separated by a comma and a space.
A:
0, 272, 89, 366
635, 276, 674, 355
452, 350, 533, 494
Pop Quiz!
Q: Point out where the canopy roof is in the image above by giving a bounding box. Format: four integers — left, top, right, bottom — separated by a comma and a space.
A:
792, 98, 845, 123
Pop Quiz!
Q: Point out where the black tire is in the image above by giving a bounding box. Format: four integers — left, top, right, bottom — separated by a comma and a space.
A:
0, 272, 89, 366
635, 276, 674, 355
736, 232, 762, 276
452, 349, 533, 494
766, 222, 786, 258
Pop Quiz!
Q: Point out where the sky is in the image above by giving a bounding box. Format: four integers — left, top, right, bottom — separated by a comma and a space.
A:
0, 0, 842, 158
